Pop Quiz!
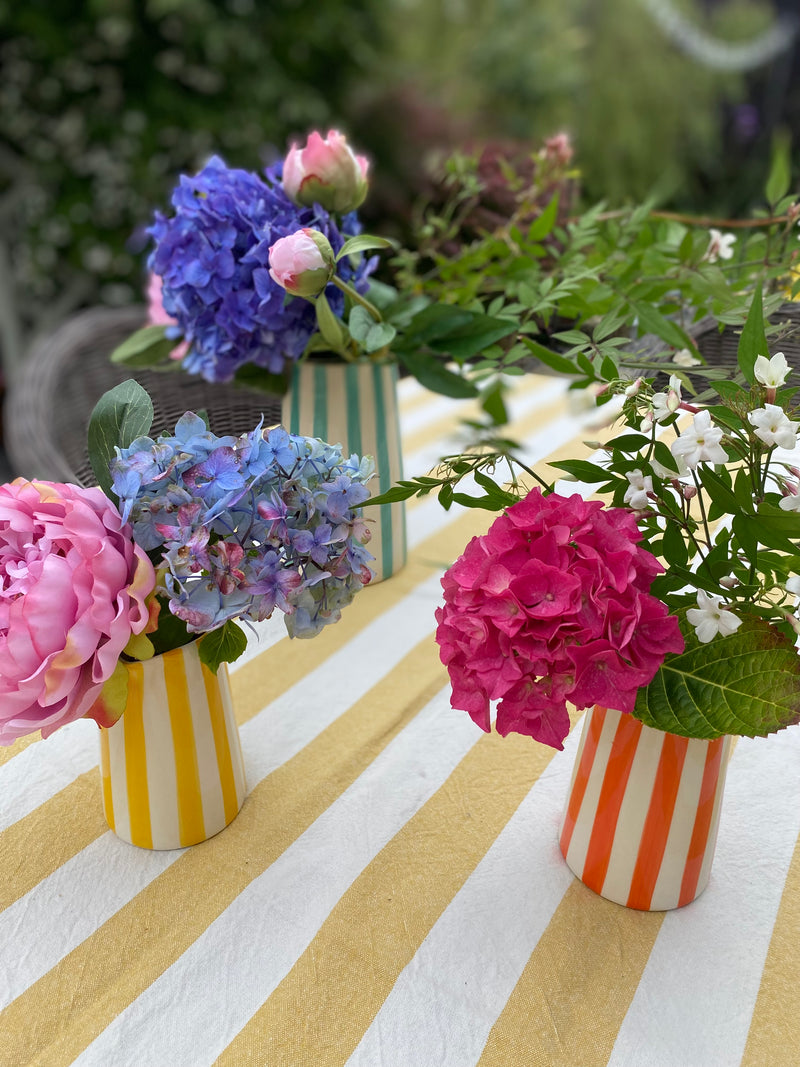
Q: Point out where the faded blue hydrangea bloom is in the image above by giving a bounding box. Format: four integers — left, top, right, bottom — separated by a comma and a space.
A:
148, 156, 375, 382
111, 416, 375, 638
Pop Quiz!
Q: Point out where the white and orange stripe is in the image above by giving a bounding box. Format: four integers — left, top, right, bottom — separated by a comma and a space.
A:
560, 705, 731, 911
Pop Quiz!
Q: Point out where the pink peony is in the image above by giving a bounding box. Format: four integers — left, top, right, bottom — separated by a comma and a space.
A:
268, 227, 335, 298
0, 480, 156, 744
146, 272, 189, 361
283, 129, 369, 213
435, 490, 684, 749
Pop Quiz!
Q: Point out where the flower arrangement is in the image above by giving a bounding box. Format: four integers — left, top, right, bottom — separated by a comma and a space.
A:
381, 144, 800, 748
111, 129, 517, 401
0, 379, 375, 746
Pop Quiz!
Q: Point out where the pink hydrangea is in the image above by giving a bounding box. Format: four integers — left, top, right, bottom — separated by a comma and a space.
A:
0, 480, 156, 744
146, 272, 189, 361
435, 490, 684, 749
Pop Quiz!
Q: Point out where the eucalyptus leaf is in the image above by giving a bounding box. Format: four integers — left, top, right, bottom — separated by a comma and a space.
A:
87, 379, 154, 496
634, 612, 800, 739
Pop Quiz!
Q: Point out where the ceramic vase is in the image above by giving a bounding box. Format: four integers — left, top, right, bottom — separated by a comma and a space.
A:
559, 705, 731, 910
99, 641, 247, 850
284, 358, 406, 583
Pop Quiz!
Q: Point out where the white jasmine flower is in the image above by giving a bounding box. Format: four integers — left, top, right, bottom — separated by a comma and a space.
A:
686, 590, 742, 643
748, 404, 799, 449
651, 376, 682, 422
754, 352, 790, 389
671, 409, 728, 468
704, 228, 736, 263
640, 413, 654, 435
779, 492, 800, 512
624, 377, 644, 397
623, 469, 653, 510
786, 576, 800, 597
673, 348, 700, 368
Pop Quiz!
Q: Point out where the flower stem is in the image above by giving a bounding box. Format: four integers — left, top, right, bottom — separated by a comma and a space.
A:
332, 277, 382, 322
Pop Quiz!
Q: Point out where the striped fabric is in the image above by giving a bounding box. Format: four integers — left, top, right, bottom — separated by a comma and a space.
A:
286, 359, 406, 582
1, 374, 799, 1066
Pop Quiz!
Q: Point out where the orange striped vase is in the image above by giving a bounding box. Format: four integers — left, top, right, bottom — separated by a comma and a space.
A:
98, 642, 247, 850
559, 706, 731, 911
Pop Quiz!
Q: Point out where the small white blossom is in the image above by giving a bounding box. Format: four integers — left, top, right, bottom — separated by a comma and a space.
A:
754, 352, 790, 389
640, 413, 654, 435
786, 575, 800, 597
779, 492, 800, 512
623, 469, 653, 510
686, 590, 742, 643
624, 377, 644, 397
651, 375, 682, 423
748, 404, 799, 449
704, 228, 736, 263
673, 348, 701, 368
671, 409, 728, 468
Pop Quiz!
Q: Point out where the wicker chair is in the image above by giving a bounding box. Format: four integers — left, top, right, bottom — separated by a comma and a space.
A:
4, 306, 282, 485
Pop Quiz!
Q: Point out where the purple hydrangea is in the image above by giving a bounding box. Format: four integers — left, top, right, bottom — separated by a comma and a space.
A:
111, 412, 375, 638
148, 157, 375, 382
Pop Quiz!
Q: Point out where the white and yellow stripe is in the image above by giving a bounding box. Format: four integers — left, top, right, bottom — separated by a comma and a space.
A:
98, 643, 246, 850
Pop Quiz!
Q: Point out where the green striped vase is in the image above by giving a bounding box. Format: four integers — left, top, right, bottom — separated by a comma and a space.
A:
285, 358, 407, 583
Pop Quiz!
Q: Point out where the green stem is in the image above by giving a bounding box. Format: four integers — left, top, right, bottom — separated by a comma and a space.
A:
332, 277, 383, 322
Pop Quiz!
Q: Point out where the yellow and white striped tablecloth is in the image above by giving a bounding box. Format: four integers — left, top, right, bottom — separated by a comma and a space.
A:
1, 374, 798, 1067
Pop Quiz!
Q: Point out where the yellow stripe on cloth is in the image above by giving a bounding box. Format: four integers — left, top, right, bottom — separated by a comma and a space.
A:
214, 724, 572, 1067
0, 638, 447, 1067
0, 732, 40, 768
478, 880, 663, 1067
0, 771, 106, 910
740, 831, 800, 1067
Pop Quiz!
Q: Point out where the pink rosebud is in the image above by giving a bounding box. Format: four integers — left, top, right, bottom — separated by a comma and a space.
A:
283, 129, 369, 213
268, 228, 335, 298
0, 480, 156, 744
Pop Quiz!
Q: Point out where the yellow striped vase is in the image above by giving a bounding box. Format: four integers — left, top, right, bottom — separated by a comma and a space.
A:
560, 706, 732, 911
99, 642, 247, 850
285, 358, 407, 583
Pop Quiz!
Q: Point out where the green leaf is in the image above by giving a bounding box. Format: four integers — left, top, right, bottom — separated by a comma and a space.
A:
630, 302, 692, 350
398, 303, 474, 344
765, 130, 792, 207
698, 466, 740, 514
109, 325, 176, 368
336, 235, 396, 260
363, 484, 422, 506
315, 292, 347, 354
396, 348, 478, 398
634, 611, 800, 739
147, 602, 193, 657
608, 433, 649, 453
549, 459, 612, 483
364, 321, 397, 354
480, 381, 509, 426
197, 620, 248, 674
519, 337, 579, 375
87, 380, 154, 496
426, 313, 517, 359
653, 440, 680, 475
348, 305, 374, 344
233, 364, 289, 396
527, 193, 559, 241
737, 287, 769, 384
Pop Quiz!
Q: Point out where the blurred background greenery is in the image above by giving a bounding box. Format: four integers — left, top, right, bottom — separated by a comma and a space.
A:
1, 0, 798, 379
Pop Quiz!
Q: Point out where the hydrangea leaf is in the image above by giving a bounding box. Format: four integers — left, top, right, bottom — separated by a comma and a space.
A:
87, 379, 154, 497
198, 620, 248, 674
110, 325, 175, 367
633, 610, 800, 739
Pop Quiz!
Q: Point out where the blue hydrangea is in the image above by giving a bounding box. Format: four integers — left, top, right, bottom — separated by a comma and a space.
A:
110, 416, 375, 638
148, 157, 376, 382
